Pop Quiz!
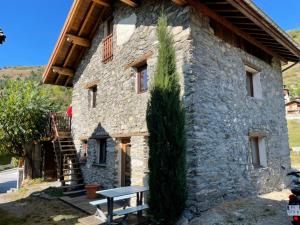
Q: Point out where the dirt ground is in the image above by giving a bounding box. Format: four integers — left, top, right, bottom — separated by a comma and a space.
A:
0, 181, 294, 225
0, 181, 86, 225
189, 190, 292, 225
0, 196, 86, 225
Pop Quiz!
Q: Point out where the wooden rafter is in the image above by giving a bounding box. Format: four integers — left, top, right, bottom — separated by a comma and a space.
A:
227, 0, 300, 58
185, 0, 287, 62
119, 0, 138, 7
66, 34, 91, 47
92, 0, 111, 7
172, 0, 187, 6
52, 66, 75, 77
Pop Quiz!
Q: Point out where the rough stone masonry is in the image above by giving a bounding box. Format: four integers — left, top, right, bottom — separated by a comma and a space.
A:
70, 0, 290, 220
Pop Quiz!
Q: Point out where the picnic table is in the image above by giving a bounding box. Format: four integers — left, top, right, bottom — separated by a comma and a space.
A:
95, 185, 149, 224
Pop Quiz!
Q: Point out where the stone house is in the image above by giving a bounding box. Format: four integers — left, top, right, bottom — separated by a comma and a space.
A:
43, 0, 300, 217
286, 100, 300, 114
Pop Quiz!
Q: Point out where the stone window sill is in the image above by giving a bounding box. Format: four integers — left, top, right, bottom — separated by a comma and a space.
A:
93, 163, 107, 168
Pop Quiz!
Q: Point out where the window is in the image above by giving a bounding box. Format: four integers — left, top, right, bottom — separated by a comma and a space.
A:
246, 71, 254, 97
80, 140, 88, 163
249, 136, 267, 168
96, 139, 107, 164
88, 86, 97, 108
137, 64, 148, 93
106, 18, 113, 36
245, 65, 262, 99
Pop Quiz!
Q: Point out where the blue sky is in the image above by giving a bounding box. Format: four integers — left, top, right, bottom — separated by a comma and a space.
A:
0, 0, 299, 68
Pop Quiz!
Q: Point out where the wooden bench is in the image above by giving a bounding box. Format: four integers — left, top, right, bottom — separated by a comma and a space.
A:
113, 204, 149, 216
89, 194, 136, 207
90, 194, 136, 222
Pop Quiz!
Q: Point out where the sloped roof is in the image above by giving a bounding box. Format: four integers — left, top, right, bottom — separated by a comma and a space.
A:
43, 0, 300, 87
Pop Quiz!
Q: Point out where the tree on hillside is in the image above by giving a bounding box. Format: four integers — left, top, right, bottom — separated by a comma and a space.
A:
25, 70, 72, 111
146, 15, 187, 225
0, 80, 56, 177
0, 29, 6, 44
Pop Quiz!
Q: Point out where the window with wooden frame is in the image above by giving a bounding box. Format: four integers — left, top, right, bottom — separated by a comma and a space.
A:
102, 18, 113, 63
88, 85, 97, 109
96, 139, 107, 164
136, 64, 148, 93
245, 65, 262, 99
249, 135, 267, 168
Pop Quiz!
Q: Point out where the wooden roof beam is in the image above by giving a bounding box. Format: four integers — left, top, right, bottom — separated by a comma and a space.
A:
172, 0, 188, 6
119, 0, 138, 7
52, 66, 75, 77
228, 0, 300, 59
185, 0, 287, 63
92, 0, 111, 7
66, 34, 91, 47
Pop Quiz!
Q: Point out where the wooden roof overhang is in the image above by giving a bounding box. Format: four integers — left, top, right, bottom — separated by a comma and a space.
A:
43, 0, 300, 87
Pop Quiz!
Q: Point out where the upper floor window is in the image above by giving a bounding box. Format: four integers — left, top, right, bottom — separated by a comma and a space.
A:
102, 18, 113, 63
96, 139, 107, 164
137, 64, 148, 93
88, 86, 97, 108
245, 65, 262, 99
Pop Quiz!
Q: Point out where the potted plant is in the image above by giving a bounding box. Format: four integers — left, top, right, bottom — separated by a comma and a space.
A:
85, 184, 100, 199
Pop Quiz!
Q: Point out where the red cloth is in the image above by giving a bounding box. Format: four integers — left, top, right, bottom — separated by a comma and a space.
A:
67, 106, 72, 117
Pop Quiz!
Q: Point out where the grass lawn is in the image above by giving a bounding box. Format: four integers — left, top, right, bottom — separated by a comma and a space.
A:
287, 120, 300, 147
291, 151, 300, 166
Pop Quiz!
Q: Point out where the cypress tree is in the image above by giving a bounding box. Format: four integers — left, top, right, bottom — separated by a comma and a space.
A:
146, 15, 187, 225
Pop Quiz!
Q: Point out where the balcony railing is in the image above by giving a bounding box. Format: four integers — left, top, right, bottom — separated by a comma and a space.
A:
102, 34, 113, 63
49, 112, 71, 138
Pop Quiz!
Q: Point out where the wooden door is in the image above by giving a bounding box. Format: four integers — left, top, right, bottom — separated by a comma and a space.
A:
121, 138, 131, 187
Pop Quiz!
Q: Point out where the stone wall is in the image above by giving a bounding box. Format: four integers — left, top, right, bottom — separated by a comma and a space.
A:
183, 7, 290, 215
71, 0, 290, 220
72, 0, 191, 188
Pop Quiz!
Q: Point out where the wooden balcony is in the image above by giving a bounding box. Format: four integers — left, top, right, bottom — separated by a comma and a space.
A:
102, 34, 113, 63
49, 112, 71, 138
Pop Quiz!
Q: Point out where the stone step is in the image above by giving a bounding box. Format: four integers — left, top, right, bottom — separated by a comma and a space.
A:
63, 162, 80, 166
61, 145, 75, 148
61, 149, 76, 152
63, 189, 86, 196
62, 178, 84, 183
61, 183, 85, 189
62, 171, 82, 176
63, 168, 81, 172
63, 153, 77, 156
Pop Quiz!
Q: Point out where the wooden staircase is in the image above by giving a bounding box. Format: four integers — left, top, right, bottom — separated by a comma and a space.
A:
50, 113, 85, 196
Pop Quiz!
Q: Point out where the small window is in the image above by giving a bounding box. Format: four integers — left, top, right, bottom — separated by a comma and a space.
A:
88, 86, 97, 108
96, 139, 107, 164
246, 71, 254, 97
249, 136, 267, 168
245, 65, 262, 99
80, 140, 88, 163
137, 64, 148, 93
107, 18, 113, 36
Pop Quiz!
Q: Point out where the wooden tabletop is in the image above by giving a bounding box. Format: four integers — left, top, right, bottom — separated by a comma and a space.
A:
97, 186, 149, 198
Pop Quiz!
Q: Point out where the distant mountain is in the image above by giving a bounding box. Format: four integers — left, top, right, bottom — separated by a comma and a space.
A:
283, 30, 300, 98
0, 66, 45, 80
0, 65, 72, 112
